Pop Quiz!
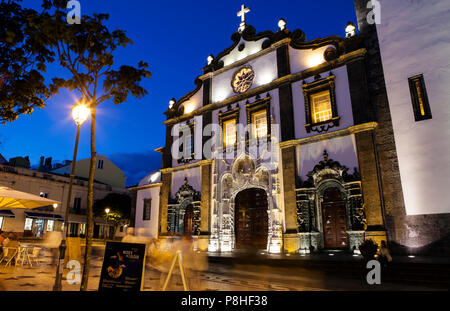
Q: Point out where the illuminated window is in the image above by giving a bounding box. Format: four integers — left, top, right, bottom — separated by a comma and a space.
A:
311, 90, 332, 123
0, 217, 3, 230
223, 119, 237, 147
252, 110, 268, 139
218, 106, 240, 149
46, 220, 55, 232
80, 223, 86, 235
301, 75, 340, 133
408, 74, 432, 121
24, 218, 33, 231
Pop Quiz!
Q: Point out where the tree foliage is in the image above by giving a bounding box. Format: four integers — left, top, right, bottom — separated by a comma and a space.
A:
38, 0, 151, 106
93, 193, 132, 228
0, 0, 54, 123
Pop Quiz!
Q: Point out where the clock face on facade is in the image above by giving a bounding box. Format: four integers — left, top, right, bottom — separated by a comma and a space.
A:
231, 66, 255, 94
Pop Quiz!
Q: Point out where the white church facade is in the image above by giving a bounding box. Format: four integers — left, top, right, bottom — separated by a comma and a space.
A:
133, 3, 450, 256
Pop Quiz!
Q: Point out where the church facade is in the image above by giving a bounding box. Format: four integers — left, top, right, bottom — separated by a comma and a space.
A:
133, 5, 390, 254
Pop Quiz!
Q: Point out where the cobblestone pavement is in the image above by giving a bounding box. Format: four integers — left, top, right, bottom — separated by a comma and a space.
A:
0, 248, 443, 291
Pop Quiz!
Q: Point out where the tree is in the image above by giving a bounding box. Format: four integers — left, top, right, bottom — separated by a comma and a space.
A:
0, 0, 54, 123
36, 0, 151, 290
93, 193, 132, 240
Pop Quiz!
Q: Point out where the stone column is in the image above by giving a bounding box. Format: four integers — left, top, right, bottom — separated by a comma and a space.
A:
281, 145, 299, 253
158, 172, 172, 236
355, 130, 387, 244
198, 162, 212, 251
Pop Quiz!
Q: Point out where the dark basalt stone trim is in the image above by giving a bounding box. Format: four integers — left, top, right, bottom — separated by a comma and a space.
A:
278, 83, 295, 141
162, 124, 173, 169
276, 44, 291, 78
346, 58, 374, 124
202, 78, 212, 160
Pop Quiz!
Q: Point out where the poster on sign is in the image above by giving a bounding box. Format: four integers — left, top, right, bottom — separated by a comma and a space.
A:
98, 242, 146, 292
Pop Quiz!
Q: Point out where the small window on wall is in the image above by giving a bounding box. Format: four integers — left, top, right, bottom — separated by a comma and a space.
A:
252, 110, 268, 139
40, 192, 49, 198
223, 119, 237, 147
301, 75, 340, 133
143, 199, 151, 220
311, 90, 332, 123
408, 74, 432, 121
24, 218, 33, 231
0, 216, 3, 230
98, 159, 104, 170
218, 106, 240, 149
46, 220, 55, 232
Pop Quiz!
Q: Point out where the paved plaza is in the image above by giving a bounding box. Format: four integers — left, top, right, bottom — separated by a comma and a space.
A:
0, 246, 446, 291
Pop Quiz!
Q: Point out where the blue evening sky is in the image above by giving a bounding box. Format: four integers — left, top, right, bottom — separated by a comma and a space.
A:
0, 0, 357, 186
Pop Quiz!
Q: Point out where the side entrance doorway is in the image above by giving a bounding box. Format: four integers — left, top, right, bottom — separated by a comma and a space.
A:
322, 187, 349, 249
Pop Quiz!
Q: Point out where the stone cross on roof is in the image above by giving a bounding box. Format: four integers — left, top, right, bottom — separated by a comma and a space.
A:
237, 4, 250, 32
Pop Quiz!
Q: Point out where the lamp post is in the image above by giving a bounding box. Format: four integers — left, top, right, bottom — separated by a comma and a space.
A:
104, 208, 110, 242
53, 102, 90, 291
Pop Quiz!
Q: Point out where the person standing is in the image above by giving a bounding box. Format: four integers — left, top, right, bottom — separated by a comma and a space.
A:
378, 240, 392, 267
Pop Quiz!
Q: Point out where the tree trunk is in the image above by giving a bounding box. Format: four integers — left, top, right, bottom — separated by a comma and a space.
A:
80, 107, 96, 291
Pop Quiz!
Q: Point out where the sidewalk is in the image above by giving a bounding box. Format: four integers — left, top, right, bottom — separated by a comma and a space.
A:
207, 251, 450, 289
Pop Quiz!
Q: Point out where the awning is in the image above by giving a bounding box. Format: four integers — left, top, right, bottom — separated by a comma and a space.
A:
0, 186, 61, 209
24, 212, 63, 220
0, 210, 15, 218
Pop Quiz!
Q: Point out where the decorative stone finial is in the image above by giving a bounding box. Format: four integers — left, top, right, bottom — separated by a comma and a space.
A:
323, 150, 329, 161
278, 18, 287, 31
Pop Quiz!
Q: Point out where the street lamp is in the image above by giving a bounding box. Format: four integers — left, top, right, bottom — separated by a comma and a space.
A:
104, 208, 110, 242
53, 102, 90, 291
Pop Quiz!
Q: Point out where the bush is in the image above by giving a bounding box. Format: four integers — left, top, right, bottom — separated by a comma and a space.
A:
359, 239, 379, 260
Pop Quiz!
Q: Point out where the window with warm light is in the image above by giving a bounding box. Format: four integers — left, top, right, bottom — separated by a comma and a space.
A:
252, 110, 268, 139
311, 90, 332, 123
301, 75, 340, 133
223, 119, 237, 147
408, 74, 432, 121
24, 218, 33, 231
46, 220, 55, 232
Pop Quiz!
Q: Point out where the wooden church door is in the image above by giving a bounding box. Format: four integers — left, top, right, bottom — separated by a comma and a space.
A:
183, 204, 194, 237
322, 187, 349, 249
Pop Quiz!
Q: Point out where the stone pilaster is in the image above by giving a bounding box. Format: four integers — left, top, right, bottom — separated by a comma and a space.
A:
355, 130, 386, 244
198, 162, 212, 251
158, 172, 172, 236
281, 146, 299, 252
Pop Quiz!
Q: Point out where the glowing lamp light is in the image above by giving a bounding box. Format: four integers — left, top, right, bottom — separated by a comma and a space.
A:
307, 53, 324, 68
105, 208, 110, 214
52, 203, 58, 209
345, 22, 356, 38
72, 103, 90, 126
